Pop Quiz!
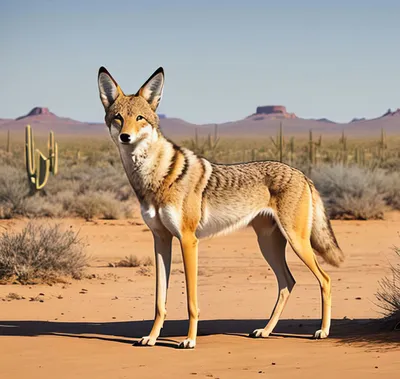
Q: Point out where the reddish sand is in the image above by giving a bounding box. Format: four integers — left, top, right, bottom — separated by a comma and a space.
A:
0, 214, 399, 378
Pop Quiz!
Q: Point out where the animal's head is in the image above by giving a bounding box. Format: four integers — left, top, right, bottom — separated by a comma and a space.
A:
97, 67, 164, 146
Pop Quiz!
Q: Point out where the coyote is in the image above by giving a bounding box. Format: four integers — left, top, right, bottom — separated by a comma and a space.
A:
97, 67, 344, 349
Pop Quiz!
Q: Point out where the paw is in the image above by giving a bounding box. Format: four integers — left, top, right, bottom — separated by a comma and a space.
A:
249, 328, 271, 338
178, 338, 196, 349
314, 329, 329, 339
135, 335, 157, 346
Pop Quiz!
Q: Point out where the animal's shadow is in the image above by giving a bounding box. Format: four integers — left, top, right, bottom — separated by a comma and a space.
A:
1, 318, 397, 348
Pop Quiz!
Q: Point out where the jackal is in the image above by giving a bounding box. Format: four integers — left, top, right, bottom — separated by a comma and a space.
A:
97, 67, 344, 349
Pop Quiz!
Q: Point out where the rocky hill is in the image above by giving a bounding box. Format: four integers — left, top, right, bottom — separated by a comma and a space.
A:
1, 106, 399, 140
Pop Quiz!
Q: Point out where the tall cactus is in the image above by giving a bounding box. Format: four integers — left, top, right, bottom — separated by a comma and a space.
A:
270, 122, 284, 162
25, 124, 58, 191
308, 130, 314, 175
289, 136, 295, 165
207, 124, 220, 160
6, 130, 11, 153
378, 128, 387, 162
25, 124, 36, 178
48, 131, 58, 175
339, 130, 348, 165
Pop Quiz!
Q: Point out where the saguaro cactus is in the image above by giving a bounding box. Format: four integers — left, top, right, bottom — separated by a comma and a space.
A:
207, 124, 220, 160
25, 124, 58, 191
308, 130, 314, 175
48, 131, 58, 175
378, 128, 387, 162
270, 122, 284, 162
339, 130, 348, 165
6, 130, 11, 153
289, 136, 295, 165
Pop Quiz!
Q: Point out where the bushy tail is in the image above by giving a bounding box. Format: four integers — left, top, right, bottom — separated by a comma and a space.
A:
307, 179, 345, 267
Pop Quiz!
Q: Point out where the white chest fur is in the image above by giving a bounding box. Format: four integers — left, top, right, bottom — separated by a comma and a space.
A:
140, 204, 160, 231
140, 203, 182, 238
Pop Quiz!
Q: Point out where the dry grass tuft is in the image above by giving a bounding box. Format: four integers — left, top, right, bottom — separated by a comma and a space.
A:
376, 246, 400, 330
137, 266, 152, 276
111, 255, 153, 268
141, 256, 154, 267
113, 254, 141, 268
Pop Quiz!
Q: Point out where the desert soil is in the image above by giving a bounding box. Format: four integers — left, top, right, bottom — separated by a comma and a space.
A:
0, 213, 399, 378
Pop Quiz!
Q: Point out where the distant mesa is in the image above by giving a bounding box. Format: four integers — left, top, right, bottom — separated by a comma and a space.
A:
158, 114, 167, 119
254, 105, 297, 119
16, 107, 55, 120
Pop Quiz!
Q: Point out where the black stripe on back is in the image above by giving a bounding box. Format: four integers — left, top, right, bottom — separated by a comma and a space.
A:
165, 146, 180, 178
174, 150, 189, 184
195, 157, 206, 192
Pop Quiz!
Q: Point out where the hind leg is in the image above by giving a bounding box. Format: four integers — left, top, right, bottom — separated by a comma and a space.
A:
250, 216, 296, 338
289, 235, 331, 338
277, 185, 332, 338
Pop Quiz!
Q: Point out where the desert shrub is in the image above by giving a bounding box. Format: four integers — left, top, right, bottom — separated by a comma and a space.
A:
52, 190, 77, 213
381, 172, 400, 210
311, 165, 388, 220
0, 165, 30, 219
0, 163, 136, 220
379, 156, 400, 173
72, 191, 132, 220
330, 190, 386, 220
24, 195, 64, 218
0, 149, 24, 168
376, 246, 400, 329
50, 165, 132, 198
0, 222, 87, 284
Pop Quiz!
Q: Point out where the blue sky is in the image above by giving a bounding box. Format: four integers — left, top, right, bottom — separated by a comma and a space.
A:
1, 0, 399, 124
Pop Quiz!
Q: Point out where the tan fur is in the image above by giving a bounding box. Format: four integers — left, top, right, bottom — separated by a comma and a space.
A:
97, 66, 344, 348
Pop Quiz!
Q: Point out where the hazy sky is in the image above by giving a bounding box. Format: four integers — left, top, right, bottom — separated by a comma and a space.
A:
1, 0, 399, 124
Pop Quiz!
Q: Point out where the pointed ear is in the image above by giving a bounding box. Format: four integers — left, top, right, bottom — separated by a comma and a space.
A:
137, 67, 164, 111
98, 67, 124, 110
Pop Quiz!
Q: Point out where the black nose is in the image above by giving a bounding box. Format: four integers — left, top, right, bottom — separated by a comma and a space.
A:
119, 133, 131, 143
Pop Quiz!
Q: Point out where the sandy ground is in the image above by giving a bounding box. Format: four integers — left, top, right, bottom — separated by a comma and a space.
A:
0, 213, 399, 378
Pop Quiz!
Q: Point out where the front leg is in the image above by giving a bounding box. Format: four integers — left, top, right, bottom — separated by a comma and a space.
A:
137, 230, 172, 346
179, 233, 199, 349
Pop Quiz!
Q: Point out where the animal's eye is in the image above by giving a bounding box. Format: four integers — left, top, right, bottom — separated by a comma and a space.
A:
113, 113, 123, 126
136, 115, 144, 121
